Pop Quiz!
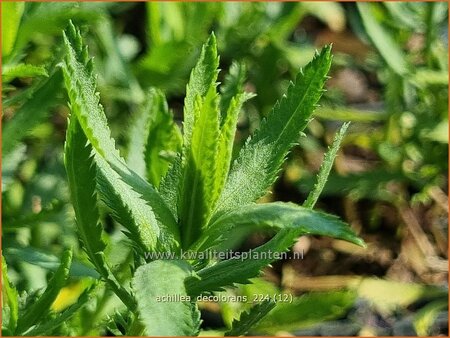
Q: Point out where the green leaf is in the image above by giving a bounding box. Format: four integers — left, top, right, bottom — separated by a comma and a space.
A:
1, 2, 24, 58
105, 311, 132, 336
225, 300, 275, 336
212, 93, 250, 215
126, 98, 152, 179
24, 284, 97, 336
62, 21, 121, 164
219, 62, 248, 119
2, 63, 48, 83
215, 45, 332, 214
188, 210, 363, 297
95, 155, 179, 253
159, 154, 183, 219
176, 34, 221, 248
255, 291, 357, 334
62, 22, 179, 252
64, 116, 106, 260
194, 201, 365, 252
182, 32, 220, 152
64, 114, 136, 311
212, 63, 255, 222
2, 70, 62, 156
16, 249, 72, 334
132, 260, 200, 336
357, 2, 409, 76
2, 256, 19, 335
303, 122, 349, 209
143, 89, 182, 187
3, 245, 99, 279
179, 87, 221, 248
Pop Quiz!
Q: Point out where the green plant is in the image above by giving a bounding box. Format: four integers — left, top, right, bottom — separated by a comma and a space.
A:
60, 22, 364, 336
2, 21, 364, 336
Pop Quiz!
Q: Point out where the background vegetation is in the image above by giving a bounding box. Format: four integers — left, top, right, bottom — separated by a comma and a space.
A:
2, 2, 448, 336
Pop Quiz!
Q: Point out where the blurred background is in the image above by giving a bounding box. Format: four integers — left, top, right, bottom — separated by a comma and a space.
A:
2, 2, 448, 336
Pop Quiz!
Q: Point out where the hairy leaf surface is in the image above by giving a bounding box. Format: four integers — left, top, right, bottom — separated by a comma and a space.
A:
65, 114, 136, 310
62, 22, 179, 252
194, 201, 364, 251
132, 260, 200, 336
213, 92, 252, 215
65, 116, 106, 257
179, 88, 221, 248
215, 46, 333, 215
96, 155, 179, 253
182, 32, 219, 149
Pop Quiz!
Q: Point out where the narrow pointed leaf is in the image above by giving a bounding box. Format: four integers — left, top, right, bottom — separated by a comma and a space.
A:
182, 32, 220, 149
62, 21, 120, 164
64, 114, 136, 310
132, 260, 201, 336
303, 122, 349, 209
2, 63, 48, 83
179, 88, 221, 248
219, 62, 248, 119
1, 2, 24, 58
187, 203, 364, 296
194, 201, 364, 252
62, 22, 179, 252
225, 300, 275, 336
256, 291, 357, 334
186, 229, 299, 296
24, 284, 97, 336
64, 116, 106, 257
126, 88, 182, 185
177, 33, 221, 248
212, 63, 255, 218
215, 46, 333, 214
96, 154, 179, 253
159, 154, 182, 220
144, 89, 182, 187
16, 250, 72, 334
